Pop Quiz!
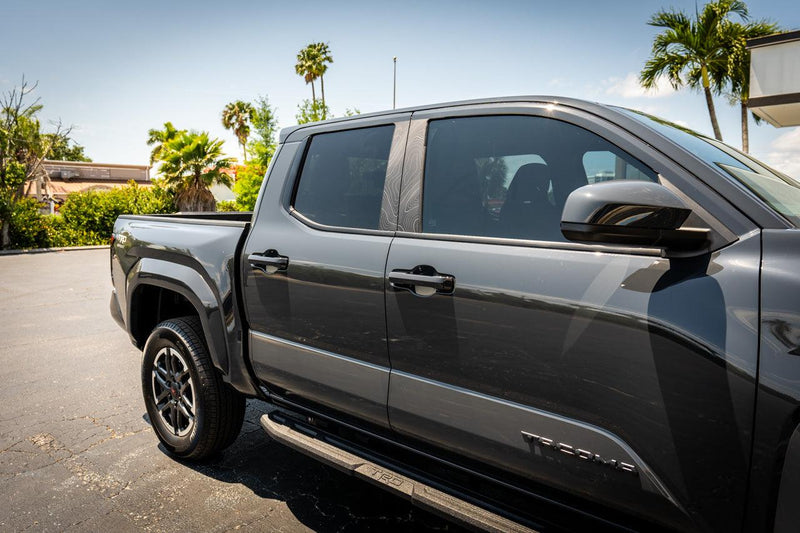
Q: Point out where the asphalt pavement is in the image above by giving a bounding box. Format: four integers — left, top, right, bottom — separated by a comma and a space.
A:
0, 248, 462, 532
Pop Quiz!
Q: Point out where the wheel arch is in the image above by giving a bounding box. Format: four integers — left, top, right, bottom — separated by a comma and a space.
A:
127, 257, 229, 377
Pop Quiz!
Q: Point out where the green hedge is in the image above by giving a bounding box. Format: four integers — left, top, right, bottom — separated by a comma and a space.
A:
5, 181, 176, 250
8, 198, 51, 249
215, 200, 239, 212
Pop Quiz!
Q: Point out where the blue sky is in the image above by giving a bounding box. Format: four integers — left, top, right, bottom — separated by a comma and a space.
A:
2, 0, 799, 176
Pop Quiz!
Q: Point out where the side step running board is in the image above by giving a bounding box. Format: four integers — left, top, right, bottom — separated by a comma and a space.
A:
260, 413, 538, 533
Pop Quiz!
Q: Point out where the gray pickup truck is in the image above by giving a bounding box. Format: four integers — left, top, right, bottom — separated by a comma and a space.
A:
110, 96, 800, 532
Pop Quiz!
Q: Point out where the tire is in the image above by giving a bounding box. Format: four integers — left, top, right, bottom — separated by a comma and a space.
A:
141, 316, 245, 460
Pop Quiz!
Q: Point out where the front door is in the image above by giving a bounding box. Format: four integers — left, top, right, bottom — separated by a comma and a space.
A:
385, 108, 759, 531
243, 119, 408, 428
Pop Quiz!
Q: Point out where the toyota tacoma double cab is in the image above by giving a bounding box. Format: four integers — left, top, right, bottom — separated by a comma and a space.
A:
110, 96, 800, 532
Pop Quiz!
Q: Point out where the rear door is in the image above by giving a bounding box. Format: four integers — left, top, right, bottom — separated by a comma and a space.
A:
243, 116, 409, 428
385, 104, 760, 531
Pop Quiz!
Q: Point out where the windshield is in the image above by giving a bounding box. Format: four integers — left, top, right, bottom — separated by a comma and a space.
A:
618, 107, 800, 227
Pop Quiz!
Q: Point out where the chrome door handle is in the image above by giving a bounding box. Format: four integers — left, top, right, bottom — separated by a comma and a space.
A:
388, 265, 455, 295
248, 249, 289, 274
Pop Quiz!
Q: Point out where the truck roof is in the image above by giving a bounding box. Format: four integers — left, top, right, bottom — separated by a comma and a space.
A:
278, 95, 611, 143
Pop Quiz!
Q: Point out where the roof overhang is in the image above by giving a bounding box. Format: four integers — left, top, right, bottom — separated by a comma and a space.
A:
748, 30, 800, 127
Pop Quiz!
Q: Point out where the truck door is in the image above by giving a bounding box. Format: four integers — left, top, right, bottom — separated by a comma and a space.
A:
384, 107, 760, 531
243, 117, 409, 428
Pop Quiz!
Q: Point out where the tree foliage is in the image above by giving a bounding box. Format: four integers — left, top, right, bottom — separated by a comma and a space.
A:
311, 42, 333, 107
711, 19, 780, 152
477, 157, 508, 201
233, 163, 267, 211
640, 0, 749, 141
247, 96, 279, 167
146, 121, 182, 165
295, 46, 320, 104
296, 99, 332, 124
221, 100, 255, 162
44, 134, 91, 162
156, 130, 232, 212
0, 77, 74, 248
295, 42, 334, 106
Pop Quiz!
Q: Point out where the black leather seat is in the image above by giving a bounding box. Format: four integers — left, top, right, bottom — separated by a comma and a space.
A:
500, 162, 561, 241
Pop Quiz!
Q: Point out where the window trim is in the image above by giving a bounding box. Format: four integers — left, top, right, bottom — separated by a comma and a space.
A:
281, 120, 409, 236
398, 104, 743, 257
394, 230, 663, 256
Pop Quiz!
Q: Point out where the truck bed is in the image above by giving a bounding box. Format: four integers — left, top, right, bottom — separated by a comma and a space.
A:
110, 212, 256, 395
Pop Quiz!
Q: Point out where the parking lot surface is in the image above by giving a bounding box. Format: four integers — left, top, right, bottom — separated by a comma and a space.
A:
0, 248, 462, 532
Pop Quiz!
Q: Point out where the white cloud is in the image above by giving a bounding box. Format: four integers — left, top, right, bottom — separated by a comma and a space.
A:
764, 127, 800, 178
603, 72, 676, 99
771, 127, 800, 152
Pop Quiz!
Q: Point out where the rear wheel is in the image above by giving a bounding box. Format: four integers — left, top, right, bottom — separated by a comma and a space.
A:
141, 316, 245, 459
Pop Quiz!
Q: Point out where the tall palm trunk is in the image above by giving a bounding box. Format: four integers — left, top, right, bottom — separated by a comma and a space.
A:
176, 172, 216, 212
740, 100, 749, 153
240, 138, 248, 162
701, 66, 723, 141
320, 75, 326, 107
311, 81, 316, 105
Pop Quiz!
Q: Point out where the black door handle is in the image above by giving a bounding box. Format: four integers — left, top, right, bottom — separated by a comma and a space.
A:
388, 265, 455, 296
248, 249, 289, 274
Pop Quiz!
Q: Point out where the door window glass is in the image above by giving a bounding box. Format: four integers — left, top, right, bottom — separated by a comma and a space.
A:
422, 116, 657, 241
583, 151, 653, 183
294, 125, 394, 230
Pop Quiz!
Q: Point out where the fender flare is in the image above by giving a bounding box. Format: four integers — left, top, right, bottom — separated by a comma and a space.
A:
126, 257, 229, 375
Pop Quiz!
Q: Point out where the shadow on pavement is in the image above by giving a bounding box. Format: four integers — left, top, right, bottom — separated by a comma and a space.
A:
155, 401, 463, 532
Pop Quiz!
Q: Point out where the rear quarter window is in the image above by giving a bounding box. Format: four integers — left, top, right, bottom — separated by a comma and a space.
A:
293, 125, 394, 230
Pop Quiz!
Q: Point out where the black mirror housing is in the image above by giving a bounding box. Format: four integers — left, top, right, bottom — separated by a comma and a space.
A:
560, 181, 710, 254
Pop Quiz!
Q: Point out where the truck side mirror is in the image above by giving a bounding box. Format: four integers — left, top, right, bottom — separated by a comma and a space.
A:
560, 181, 710, 255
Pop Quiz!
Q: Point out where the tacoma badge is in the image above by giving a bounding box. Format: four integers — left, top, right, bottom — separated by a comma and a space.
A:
521, 431, 638, 476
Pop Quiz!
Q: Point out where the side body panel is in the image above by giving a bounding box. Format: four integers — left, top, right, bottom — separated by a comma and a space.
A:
746, 229, 800, 533
386, 235, 760, 531
242, 118, 409, 428
386, 105, 761, 532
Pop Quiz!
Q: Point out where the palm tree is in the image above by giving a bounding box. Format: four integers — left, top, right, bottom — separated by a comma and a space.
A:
295, 45, 321, 104
146, 122, 182, 165
311, 42, 334, 107
221, 101, 255, 162
640, 0, 749, 142
158, 131, 233, 212
717, 20, 779, 153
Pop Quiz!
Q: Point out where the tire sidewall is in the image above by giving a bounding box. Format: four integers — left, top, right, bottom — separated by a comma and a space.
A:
141, 323, 207, 456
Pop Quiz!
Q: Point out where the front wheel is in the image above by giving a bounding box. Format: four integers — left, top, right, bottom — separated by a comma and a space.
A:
141, 316, 245, 460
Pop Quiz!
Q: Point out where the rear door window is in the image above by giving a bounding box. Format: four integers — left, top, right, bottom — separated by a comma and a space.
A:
294, 125, 394, 230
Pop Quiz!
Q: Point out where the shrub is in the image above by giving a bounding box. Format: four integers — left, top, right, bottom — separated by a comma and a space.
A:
60, 180, 176, 241
5, 181, 177, 249
60, 190, 126, 240
8, 198, 49, 249
44, 215, 108, 246
216, 200, 239, 212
